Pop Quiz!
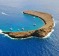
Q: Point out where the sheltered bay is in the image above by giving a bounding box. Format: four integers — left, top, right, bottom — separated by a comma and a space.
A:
4, 10, 54, 38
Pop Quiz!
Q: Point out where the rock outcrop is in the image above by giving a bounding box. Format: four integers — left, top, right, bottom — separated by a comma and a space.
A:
3, 10, 54, 38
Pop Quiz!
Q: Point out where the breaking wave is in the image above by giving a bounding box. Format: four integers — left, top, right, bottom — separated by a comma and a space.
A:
0, 29, 17, 40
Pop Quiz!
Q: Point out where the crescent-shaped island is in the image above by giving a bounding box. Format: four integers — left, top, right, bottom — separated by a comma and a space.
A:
3, 10, 54, 38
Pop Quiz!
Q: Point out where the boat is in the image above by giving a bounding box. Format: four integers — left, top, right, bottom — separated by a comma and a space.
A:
33, 24, 36, 26
10, 28, 13, 31
21, 28, 24, 30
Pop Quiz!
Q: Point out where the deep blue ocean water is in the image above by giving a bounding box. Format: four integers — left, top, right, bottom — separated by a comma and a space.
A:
0, 0, 59, 56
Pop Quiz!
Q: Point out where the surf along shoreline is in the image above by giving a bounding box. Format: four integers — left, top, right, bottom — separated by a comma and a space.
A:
3, 10, 54, 38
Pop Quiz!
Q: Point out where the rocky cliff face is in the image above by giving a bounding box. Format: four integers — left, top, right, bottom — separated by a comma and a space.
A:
3, 10, 54, 38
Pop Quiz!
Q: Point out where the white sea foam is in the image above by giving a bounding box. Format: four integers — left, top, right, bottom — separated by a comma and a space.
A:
20, 36, 33, 40
4, 34, 18, 40
1, 12, 8, 15
0, 29, 17, 40
0, 29, 3, 34
43, 29, 54, 39
53, 18, 55, 27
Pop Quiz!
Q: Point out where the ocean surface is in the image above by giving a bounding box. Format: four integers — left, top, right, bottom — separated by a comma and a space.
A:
0, 0, 59, 56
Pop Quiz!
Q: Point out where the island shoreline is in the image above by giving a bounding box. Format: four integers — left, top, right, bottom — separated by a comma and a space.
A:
3, 10, 54, 38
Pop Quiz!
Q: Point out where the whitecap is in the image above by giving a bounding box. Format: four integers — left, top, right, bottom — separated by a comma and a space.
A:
1, 12, 8, 15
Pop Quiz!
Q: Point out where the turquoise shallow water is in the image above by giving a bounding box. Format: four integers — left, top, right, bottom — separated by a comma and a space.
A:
0, 10, 44, 32
0, 0, 59, 56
